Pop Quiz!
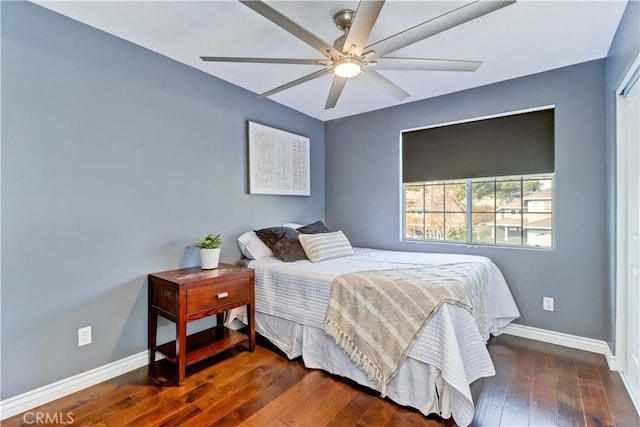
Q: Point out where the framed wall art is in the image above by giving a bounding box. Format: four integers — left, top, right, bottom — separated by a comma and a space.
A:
247, 121, 310, 196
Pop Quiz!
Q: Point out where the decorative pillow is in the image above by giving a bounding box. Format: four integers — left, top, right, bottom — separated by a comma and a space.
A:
254, 227, 294, 249
237, 231, 273, 260
297, 220, 331, 234
255, 226, 307, 262
298, 230, 354, 263
272, 230, 308, 262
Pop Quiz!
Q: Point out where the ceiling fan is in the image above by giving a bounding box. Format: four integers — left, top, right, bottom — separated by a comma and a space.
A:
201, 0, 515, 110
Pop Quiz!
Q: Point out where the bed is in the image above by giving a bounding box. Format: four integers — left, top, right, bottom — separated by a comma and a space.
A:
229, 233, 519, 426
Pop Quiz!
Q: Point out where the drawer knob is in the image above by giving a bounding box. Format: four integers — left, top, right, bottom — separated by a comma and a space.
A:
217, 292, 229, 299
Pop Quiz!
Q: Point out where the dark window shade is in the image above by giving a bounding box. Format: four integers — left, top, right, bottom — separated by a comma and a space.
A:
402, 109, 554, 183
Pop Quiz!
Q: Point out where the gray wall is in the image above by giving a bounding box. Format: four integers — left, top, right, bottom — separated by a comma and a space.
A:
604, 0, 640, 351
1, 2, 324, 399
326, 60, 608, 341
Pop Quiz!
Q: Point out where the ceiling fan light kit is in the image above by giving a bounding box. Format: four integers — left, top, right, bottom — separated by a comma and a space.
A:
201, 0, 516, 110
333, 57, 362, 78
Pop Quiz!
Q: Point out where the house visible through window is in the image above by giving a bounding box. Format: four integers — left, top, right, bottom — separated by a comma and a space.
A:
403, 175, 554, 248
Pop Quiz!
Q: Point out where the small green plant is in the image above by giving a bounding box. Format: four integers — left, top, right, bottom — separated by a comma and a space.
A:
195, 233, 222, 249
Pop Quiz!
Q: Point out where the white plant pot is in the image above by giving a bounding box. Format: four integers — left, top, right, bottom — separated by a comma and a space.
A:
199, 248, 220, 269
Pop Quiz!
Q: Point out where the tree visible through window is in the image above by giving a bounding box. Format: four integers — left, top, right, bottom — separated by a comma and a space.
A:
404, 175, 554, 248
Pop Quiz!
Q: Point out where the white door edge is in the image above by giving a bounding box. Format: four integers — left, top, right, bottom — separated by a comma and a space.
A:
615, 52, 640, 416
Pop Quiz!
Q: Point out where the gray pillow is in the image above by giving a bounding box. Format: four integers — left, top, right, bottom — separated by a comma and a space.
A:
297, 220, 331, 234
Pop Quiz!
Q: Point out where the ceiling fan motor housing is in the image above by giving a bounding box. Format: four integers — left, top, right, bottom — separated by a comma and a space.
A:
333, 9, 355, 32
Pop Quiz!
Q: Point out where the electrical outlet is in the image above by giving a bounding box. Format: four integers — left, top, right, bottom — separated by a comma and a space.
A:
78, 326, 92, 346
543, 297, 554, 311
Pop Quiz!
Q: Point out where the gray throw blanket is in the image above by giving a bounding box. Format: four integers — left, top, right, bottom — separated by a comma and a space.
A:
324, 263, 487, 395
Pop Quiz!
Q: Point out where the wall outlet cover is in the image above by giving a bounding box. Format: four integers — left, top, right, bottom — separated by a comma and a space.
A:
78, 326, 92, 346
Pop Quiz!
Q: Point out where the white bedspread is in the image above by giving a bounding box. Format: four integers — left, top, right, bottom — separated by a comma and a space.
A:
234, 248, 519, 426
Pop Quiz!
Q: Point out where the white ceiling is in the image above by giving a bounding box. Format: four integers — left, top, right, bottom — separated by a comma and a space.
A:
34, 0, 627, 121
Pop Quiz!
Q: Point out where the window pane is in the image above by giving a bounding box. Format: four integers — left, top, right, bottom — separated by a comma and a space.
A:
496, 179, 522, 209
472, 212, 495, 244
445, 182, 466, 212
425, 213, 444, 240
424, 184, 444, 211
496, 223, 523, 246
472, 181, 495, 212
524, 213, 553, 247
523, 178, 552, 213
404, 185, 424, 239
405, 212, 424, 239
523, 178, 543, 194
405, 185, 424, 209
445, 213, 467, 241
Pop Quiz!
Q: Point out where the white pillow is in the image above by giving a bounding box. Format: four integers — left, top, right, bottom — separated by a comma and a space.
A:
237, 231, 274, 260
283, 223, 304, 229
298, 230, 354, 263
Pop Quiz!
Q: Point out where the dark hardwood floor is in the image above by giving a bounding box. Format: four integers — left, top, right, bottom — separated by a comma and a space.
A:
3, 334, 638, 426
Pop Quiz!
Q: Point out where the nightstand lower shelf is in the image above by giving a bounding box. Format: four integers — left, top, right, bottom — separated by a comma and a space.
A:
154, 326, 250, 367
156, 326, 250, 366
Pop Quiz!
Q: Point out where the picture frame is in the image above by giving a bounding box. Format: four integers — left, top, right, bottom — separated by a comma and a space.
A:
247, 121, 310, 196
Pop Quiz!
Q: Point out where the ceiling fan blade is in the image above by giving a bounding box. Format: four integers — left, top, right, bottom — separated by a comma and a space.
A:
200, 56, 324, 66
366, 1, 515, 60
325, 77, 348, 109
342, 1, 385, 55
376, 57, 482, 72
256, 68, 331, 99
240, 1, 341, 59
359, 70, 410, 101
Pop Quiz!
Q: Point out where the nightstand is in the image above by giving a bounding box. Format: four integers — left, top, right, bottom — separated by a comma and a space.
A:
147, 263, 255, 385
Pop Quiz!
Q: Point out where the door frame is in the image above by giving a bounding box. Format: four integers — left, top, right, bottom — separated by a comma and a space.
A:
615, 52, 640, 414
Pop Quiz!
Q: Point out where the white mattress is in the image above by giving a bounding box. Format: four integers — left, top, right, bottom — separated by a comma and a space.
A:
232, 248, 520, 426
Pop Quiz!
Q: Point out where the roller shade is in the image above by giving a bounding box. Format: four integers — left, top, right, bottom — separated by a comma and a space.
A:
402, 108, 554, 183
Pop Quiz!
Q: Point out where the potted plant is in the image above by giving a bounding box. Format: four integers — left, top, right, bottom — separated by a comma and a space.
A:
195, 233, 222, 269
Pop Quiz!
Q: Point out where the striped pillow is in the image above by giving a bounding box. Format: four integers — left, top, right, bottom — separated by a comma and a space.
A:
298, 230, 354, 262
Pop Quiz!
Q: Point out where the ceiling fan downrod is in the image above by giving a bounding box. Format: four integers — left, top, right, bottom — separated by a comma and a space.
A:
332, 9, 355, 53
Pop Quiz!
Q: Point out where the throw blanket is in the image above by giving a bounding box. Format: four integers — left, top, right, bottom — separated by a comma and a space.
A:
324, 263, 488, 395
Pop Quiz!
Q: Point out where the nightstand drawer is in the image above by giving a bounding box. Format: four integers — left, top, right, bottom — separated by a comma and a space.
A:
186, 277, 251, 315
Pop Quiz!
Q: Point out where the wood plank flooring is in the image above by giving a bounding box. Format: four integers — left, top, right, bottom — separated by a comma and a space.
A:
3, 334, 638, 426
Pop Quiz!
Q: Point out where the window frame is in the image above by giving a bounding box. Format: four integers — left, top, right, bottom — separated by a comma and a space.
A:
401, 174, 555, 249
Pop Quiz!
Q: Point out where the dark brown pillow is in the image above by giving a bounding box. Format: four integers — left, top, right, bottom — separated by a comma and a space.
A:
255, 226, 307, 262
254, 227, 292, 250
297, 220, 331, 234
272, 231, 307, 262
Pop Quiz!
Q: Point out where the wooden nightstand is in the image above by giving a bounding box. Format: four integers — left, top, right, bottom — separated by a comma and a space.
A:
147, 263, 255, 385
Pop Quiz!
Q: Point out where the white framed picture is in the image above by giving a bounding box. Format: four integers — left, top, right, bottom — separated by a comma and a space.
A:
247, 121, 310, 196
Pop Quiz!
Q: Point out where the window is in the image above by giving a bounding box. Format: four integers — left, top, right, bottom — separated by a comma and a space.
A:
404, 175, 554, 248
401, 107, 555, 249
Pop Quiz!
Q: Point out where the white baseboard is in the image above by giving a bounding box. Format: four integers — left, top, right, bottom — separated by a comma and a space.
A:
0, 325, 622, 421
502, 323, 616, 370
0, 350, 150, 420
